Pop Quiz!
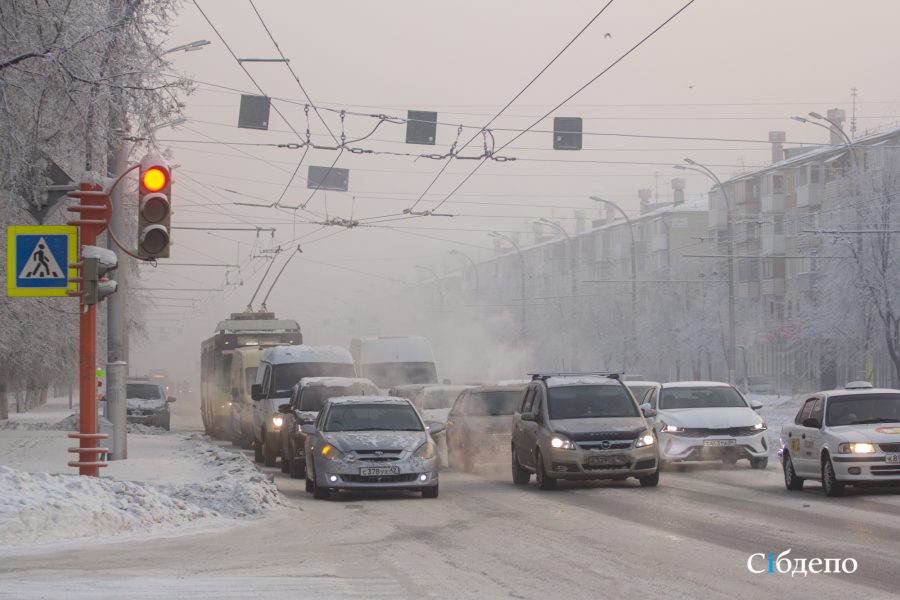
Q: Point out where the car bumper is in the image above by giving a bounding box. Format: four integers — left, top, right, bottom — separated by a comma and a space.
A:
314, 457, 439, 490
832, 455, 900, 482
126, 411, 169, 425
658, 430, 768, 461
544, 444, 658, 479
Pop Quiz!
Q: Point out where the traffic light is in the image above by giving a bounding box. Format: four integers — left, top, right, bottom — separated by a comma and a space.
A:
138, 154, 172, 258
82, 245, 118, 305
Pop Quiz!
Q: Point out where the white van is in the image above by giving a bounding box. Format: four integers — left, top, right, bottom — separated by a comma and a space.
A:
349, 336, 438, 390
251, 345, 356, 466
228, 347, 264, 449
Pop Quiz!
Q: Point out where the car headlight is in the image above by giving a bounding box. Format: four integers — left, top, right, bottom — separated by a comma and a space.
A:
320, 444, 344, 460
634, 431, 656, 447
660, 421, 683, 433
550, 436, 576, 450
753, 422, 767, 431
414, 441, 436, 459
271, 415, 284, 429
838, 442, 876, 454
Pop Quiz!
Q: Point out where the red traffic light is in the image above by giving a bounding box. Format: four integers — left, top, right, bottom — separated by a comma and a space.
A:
142, 166, 169, 193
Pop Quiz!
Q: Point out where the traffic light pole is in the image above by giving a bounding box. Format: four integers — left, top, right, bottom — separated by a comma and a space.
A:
67, 183, 112, 476
107, 140, 129, 459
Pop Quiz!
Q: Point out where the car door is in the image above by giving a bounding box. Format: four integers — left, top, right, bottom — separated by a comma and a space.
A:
513, 386, 537, 467
521, 387, 544, 467
252, 364, 271, 436
446, 391, 467, 453
790, 397, 821, 477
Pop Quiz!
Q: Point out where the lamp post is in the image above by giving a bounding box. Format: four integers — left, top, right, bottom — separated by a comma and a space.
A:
489, 232, 527, 345
538, 218, 576, 297
792, 113, 857, 171
675, 160, 737, 385
413, 265, 443, 316
449, 249, 480, 291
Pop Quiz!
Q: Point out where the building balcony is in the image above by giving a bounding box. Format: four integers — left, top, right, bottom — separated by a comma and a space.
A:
761, 193, 785, 214
739, 281, 760, 299
796, 183, 823, 208
650, 234, 668, 252
792, 272, 817, 292
761, 278, 785, 296
762, 234, 785, 255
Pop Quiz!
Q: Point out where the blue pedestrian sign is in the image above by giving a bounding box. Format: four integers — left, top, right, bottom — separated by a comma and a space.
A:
6, 226, 78, 297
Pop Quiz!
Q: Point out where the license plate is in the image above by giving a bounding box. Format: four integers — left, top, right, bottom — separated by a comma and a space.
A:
587, 455, 625, 466
360, 466, 400, 476
886, 454, 900, 464
704, 439, 736, 447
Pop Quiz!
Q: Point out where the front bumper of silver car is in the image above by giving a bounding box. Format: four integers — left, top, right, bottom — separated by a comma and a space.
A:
544, 444, 658, 479
658, 428, 768, 461
315, 456, 439, 490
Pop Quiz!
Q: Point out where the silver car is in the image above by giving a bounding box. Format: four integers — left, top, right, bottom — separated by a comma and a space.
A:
643, 381, 768, 468
303, 396, 441, 499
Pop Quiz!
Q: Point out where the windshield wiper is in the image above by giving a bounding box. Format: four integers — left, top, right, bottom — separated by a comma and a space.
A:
851, 418, 900, 424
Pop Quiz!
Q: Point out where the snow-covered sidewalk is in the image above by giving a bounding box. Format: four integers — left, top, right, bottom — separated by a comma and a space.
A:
0, 395, 282, 554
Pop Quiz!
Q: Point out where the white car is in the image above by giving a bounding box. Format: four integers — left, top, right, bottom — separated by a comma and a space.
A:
779, 385, 900, 496
642, 381, 768, 469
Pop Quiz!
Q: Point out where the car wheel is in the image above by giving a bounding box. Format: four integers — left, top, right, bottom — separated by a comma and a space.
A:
241, 428, 253, 450
639, 468, 660, 487
305, 473, 315, 493
290, 455, 306, 479
822, 455, 846, 497
313, 482, 330, 500
263, 436, 278, 468
253, 436, 264, 463
535, 450, 557, 490
783, 453, 804, 491
511, 446, 531, 485
750, 456, 768, 470
422, 484, 439, 499
280, 453, 290, 473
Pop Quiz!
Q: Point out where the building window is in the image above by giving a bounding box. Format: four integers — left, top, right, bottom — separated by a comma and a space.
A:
796, 167, 808, 187
810, 164, 821, 184
773, 174, 784, 193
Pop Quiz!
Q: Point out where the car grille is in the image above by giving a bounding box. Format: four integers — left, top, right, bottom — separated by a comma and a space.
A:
870, 465, 900, 476
675, 426, 760, 437
341, 473, 418, 483
127, 409, 158, 416
568, 429, 643, 442
879, 443, 900, 453
354, 449, 402, 462
581, 463, 630, 471
578, 440, 633, 450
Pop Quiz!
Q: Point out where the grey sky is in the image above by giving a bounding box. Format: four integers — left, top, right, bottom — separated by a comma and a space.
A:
134, 0, 900, 375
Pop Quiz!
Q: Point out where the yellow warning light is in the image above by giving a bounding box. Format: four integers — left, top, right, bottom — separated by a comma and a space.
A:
142, 167, 168, 193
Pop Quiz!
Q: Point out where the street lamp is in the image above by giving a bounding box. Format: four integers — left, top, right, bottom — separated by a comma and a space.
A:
449, 249, 479, 291
538, 218, 576, 297
674, 160, 737, 385
413, 265, 443, 316
489, 231, 527, 345
792, 114, 857, 170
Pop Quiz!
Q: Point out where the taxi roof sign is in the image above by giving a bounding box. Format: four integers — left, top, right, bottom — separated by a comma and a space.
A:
7, 225, 78, 297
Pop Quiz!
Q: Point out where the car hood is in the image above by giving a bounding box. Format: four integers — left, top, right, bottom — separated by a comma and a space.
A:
324, 431, 427, 453
126, 398, 165, 410
826, 424, 900, 443
658, 407, 762, 429
551, 417, 647, 436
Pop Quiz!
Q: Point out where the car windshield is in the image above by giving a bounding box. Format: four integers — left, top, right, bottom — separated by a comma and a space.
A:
659, 387, 747, 409
272, 363, 356, 398
468, 390, 523, 416
360, 362, 437, 388
126, 383, 162, 400
299, 384, 376, 412
547, 385, 639, 420
422, 389, 463, 410
826, 394, 900, 426
323, 404, 424, 432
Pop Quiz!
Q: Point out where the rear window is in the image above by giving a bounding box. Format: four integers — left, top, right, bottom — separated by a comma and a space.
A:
468, 391, 523, 416
272, 363, 356, 397
299, 384, 377, 412
127, 383, 163, 400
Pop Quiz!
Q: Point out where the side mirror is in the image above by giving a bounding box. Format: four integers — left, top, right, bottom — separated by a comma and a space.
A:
277, 403, 292, 414
251, 383, 263, 401
641, 404, 656, 418
300, 424, 316, 434
520, 413, 536, 422
802, 417, 821, 429
750, 401, 763, 411
426, 421, 445, 436
167, 396, 176, 403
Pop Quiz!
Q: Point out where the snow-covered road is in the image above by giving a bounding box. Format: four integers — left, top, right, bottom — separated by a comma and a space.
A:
2, 393, 899, 598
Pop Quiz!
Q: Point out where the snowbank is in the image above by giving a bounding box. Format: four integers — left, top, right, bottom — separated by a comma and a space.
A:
0, 433, 283, 550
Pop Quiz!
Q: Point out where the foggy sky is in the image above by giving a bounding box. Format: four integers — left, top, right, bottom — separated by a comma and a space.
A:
133, 0, 900, 379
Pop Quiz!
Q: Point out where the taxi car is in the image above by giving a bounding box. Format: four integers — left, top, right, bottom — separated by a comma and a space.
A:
779, 383, 900, 496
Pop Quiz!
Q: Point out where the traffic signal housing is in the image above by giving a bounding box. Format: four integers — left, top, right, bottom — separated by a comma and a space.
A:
82, 245, 118, 305
138, 154, 172, 258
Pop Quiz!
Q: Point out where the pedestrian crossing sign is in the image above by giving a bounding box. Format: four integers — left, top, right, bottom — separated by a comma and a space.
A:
6, 225, 78, 297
